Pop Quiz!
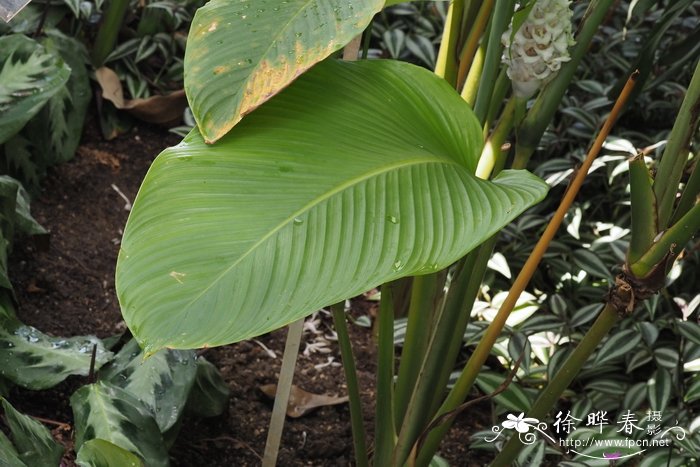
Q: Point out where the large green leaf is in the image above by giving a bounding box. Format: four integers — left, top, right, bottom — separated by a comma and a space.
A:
1, 398, 63, 466
116, 59, 549, 352
184, 0, 383, 142
100, 339, 197, 432
71, 381, 168, 467
0, 314, 113, 390
0, 34, 70, 145
76, 439, 144, 467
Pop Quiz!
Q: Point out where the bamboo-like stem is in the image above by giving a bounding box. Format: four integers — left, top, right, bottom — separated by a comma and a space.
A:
331, 303, 369, 467
513, 0, 616, 169
671, 156, 700, 224
476, 96, 519, 179
627, 156, 659, 264
630, 201, 700, 277
397, 97, 518, 467
482, 68, 511, 136
262, 319, 304, 467
490, 304, 620, 466
456, 0, 495, 91
413, 238, 496, 467
654, 59, 700, 229
375, 284, 397, 466
472, 0, 515, 122
418, 71, 638, 459
394, 273, 441, 428
434, 0, 464, 86
461, 44, 486, 107
91, 0, 130, 66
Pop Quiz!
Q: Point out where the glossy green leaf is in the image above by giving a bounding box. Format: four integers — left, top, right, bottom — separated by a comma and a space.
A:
100, 339, 197, 432
685, 374, 700, 403
185, 357, 230, 418
517, 441, 545, 467
647, 367, 672, 412
71, 381, 168, 467
184, 0, 383, 142
0, 316, 113, 390
117, 59, 549, 352
653, 347, 679, 369
622, 382, 647, 412
572, 249, 613, 280
593, 329, 642, 366
76, 439, 144, 467
585, 379, 628, 396
475, 371, 532, 413
627, 349, 652, 372
0, 34, 70, 145
1, 398, 63, 466
677, 321, 700, 346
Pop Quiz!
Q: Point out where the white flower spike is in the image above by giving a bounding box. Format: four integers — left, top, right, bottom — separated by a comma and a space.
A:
502, 0, 575, 98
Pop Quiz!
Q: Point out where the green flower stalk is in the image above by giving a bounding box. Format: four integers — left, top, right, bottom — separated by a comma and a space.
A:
501, 0, 575, 98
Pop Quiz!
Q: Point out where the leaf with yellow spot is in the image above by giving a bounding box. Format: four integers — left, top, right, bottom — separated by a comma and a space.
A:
185, 0, 383, 143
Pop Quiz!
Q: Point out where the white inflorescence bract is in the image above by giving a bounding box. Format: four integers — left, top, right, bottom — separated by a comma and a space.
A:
501, 0, 575, 98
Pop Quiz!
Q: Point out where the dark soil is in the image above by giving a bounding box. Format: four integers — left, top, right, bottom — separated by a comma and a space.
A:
6, 120, 493, 466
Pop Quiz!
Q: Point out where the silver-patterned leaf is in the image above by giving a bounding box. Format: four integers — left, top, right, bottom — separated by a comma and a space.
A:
71, 381, 168, 467
1, 398, 62, 466
0, 34, 70, 144
100, 339, 197, 432
647, 367, 672, 412
593, 329, 642, 365
0, 317, 112, 390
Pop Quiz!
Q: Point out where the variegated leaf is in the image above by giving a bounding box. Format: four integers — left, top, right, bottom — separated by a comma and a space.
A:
100, 339, 197, 432
71, 381, 168, 467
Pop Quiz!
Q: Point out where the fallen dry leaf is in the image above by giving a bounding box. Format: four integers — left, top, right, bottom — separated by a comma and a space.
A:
259, 384, 349, 418
95, 67, 187, 125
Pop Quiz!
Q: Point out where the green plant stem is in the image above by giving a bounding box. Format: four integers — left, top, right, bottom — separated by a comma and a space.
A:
672, 156, 700, 224
630, 201, 700, 277
456, 0, 495, 91
472, 0, 514, 123
395, 102, 517, 466
627, 156, 659, 264
375, 284, 397, 466
92, 0, 130, 67
262, 318, 304, 467
513, 0, 616, 169
490, 304, 620, 466
482, 68, 511, 135
331, 303, 369, 467
402, 91, 520, 466
476, 96, 520, 179
461, 44, 485, 107
434, 0, 464, 86
654, 58, 700, 229
417, 71, 638, 463
394, 273, 441, 428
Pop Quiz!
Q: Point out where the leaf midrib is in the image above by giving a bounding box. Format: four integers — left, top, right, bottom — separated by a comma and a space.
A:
178, 156, 463, 313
